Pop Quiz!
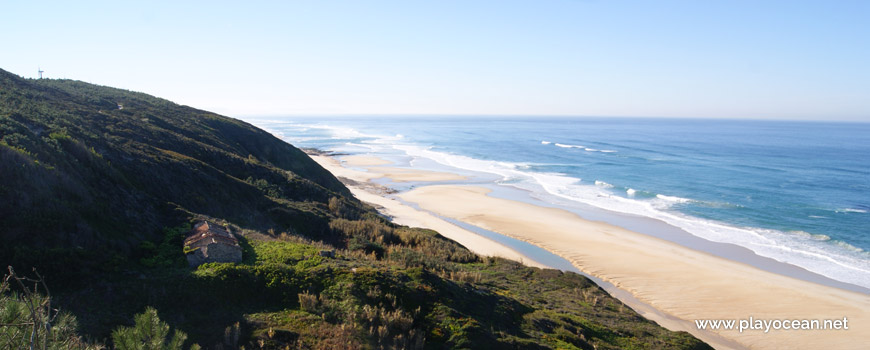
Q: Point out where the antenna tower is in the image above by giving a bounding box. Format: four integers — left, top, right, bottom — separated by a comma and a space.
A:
38, 67, 44, 79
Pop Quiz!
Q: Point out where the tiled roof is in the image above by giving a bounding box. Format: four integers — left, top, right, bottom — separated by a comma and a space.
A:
184, 221, 240, 247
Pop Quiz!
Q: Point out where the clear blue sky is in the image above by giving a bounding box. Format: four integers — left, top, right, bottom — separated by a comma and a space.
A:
2, 0, 869, 120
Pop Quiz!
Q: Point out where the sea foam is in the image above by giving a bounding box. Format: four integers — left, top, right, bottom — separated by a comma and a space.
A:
550, 143, 616, 153
655, 194, 693, 204
595, 180, 614, 188
555, 143, 584, 149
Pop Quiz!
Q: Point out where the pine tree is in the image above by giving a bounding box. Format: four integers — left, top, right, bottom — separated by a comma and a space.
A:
111, 307, 199, 350
0, 267, 93, 349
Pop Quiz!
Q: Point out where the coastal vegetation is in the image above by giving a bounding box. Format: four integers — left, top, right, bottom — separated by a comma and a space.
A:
0, 68, 709, 349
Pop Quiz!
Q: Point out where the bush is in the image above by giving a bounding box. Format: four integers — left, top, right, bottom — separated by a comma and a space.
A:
138, 225, 190, 269
111, 307, 200, 350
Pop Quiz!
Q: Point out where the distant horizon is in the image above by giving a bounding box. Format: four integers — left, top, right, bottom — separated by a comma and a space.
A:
9, 69, 869, 123
9, 68, 870, 123
238, 113, 870, 123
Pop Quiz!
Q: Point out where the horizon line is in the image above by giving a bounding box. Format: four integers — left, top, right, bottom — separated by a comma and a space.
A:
233, 113, 870, 124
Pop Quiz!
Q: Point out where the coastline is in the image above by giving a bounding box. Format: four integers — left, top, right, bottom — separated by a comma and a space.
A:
309, 154, 548, 268
310, 151, 869, 350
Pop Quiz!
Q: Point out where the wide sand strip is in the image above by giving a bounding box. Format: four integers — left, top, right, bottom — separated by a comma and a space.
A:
335, 155, 467, 182
400, 185, 870, 350
313, 154, 743, 348
367, 167, 467, 182
341, 155, 393, 166
309, 155, 546, 268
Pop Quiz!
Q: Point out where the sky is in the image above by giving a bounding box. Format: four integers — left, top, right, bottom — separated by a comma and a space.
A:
1, 0, 869, 120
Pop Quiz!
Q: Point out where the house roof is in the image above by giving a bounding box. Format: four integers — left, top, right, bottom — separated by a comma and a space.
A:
184, 221, 240, 248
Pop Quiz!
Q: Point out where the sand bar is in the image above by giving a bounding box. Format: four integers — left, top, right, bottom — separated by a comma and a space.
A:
310, 155, 545, 267
342, 155, 393, 167
327, 155, 467, 182
368, 167, 467, 182
399, 185, 870, 350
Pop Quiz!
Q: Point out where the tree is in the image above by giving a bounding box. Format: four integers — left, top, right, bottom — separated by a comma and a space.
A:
0, 266, 93, 350
111, 307, 199, 350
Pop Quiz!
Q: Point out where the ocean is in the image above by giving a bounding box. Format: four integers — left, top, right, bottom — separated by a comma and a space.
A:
247, 116, 870, 290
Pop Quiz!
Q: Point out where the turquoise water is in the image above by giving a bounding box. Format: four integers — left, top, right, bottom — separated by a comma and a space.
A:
248, 116, 870, 289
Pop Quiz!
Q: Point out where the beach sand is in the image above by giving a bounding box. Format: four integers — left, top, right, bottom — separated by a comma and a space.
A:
341, 155, 393, 166
367, 167, 467, 182
333, 155, 467, 182
310, 155, 545, 267
400, 185, 870, 350
311, 152, 869, 350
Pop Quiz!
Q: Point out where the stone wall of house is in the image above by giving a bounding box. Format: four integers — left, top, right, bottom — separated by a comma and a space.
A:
205, 242, 243, 263
186, 248, 207, 267
186, 242, 242, 267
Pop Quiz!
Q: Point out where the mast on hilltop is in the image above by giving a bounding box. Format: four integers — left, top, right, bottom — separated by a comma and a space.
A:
38, 67, 44, 79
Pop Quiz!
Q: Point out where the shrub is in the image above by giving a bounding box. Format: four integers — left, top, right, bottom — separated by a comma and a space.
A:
138, 225, 190, 269
111, 307, 200, 350
298, 291, 319, 314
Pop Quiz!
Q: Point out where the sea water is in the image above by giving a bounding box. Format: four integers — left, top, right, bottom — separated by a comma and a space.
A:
248, 116, 870, 290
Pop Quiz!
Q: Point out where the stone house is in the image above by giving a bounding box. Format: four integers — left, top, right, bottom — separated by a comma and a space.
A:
184, 221, 243, 267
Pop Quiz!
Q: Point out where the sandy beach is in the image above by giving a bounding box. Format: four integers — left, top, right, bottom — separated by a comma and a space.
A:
311, 154, 546, 268
336, 155, 468, 182
312, 152, 869, 350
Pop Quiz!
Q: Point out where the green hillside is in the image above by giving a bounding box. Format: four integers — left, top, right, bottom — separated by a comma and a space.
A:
0, 69, 710, 349
1, 70, 347, 249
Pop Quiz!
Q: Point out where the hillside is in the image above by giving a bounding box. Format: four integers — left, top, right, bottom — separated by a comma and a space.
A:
1, 70, 348, 249
0, 69, 710, 349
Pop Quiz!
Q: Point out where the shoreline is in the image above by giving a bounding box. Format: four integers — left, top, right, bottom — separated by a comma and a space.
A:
309, 154, 549, 268
481, 183, 870, 294
309, 151, 869, 350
